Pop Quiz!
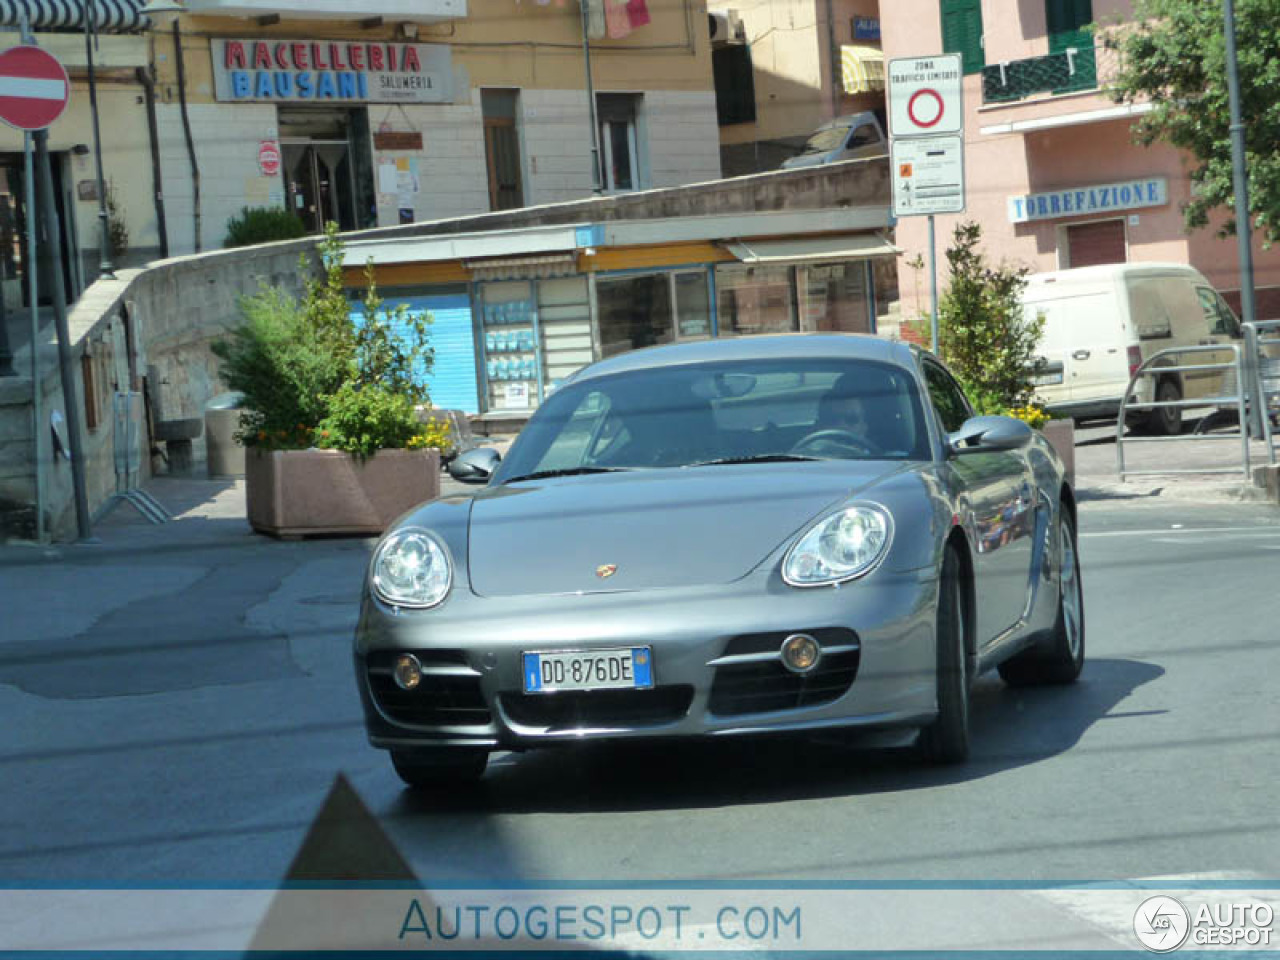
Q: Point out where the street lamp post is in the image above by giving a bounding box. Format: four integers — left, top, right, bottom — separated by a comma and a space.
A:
84, 0, 116, 279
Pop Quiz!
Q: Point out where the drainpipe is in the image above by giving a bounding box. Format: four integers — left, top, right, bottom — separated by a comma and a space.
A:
172, 20, 200, 252
136, 66, 170, 260
824, 0, 841, 118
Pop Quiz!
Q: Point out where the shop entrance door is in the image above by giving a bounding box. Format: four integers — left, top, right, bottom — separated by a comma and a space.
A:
279, 108, 371, 234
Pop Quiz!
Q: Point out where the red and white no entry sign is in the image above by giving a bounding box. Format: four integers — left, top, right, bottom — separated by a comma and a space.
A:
0, 46, 70, 132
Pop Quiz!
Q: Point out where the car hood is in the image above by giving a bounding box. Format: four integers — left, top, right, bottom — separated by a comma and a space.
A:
781, 151, 830, 169
466, 461, 910, 597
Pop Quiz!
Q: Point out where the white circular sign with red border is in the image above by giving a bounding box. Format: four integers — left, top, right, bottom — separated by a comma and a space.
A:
258, 139, 281, 177
0, 46, 70, 132
888, 54, 963, 138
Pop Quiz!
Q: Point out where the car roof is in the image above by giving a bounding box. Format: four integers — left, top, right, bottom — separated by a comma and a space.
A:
1026, 262, 1208, 285
567, 333, 915, 386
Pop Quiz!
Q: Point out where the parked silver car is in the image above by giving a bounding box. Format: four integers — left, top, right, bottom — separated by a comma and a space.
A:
780, 110, 889, 169
354, 335, 1084, 787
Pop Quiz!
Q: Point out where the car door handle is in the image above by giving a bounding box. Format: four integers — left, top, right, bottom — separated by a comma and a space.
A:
1072, 349, 1090, 361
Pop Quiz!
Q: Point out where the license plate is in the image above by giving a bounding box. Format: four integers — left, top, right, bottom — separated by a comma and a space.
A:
1032, 372, 1064, 386
522, 647, 653, 694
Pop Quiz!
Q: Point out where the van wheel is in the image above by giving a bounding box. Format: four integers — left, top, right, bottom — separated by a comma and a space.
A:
1146, 380, 1182, 436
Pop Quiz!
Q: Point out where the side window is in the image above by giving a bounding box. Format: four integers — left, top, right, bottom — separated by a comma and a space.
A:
531, 390, 614, 473
922, 361, 971, 433
1197, 287, 1241, 338
846, 124, 879, 149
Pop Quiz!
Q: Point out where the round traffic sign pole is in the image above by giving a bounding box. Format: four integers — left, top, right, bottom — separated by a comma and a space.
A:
0, 46, 70, 131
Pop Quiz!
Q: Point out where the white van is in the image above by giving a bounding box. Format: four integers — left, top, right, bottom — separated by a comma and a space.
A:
1024, 263, 1243, 434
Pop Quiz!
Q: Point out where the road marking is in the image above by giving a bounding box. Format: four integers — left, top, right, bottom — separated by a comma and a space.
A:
1081, 526, 1280, 539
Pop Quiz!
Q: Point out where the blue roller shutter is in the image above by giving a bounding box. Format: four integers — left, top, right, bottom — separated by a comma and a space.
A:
350, 293, 480, 414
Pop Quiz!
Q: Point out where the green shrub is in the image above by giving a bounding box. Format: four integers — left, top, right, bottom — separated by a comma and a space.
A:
223, 206, 307, 249
938, 222, 1044, 411
213, 223, 439, 456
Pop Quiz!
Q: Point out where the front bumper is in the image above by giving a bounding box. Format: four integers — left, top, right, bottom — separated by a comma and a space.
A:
354, 566, 939, 751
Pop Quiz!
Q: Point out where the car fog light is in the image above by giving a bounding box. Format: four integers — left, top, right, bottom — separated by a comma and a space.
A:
393, 654, 423, 691
781, 634, 821, 674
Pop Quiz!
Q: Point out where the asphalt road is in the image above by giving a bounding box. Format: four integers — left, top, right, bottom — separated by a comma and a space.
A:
2, 481, 1279, 889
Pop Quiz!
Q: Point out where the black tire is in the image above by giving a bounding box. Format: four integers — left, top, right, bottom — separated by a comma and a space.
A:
997, 508, 1086, 687
919, 547, 970, 765
390, 748, 489, 788
1147, 379, 1182, 436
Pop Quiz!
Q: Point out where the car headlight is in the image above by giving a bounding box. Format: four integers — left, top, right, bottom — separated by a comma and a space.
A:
371, 529, 452, 609
782, 504, 893, 586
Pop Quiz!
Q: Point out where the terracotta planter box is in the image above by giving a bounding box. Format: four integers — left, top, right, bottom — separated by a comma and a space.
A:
245, 447, 440, 538
1041, 419, 1076, 488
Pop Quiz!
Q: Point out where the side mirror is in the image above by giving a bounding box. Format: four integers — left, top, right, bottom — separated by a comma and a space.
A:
448, 447, 501, 484
948, 415, 1034, 456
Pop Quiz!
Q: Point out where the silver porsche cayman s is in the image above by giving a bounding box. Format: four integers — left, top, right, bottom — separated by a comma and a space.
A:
354, 334, 1084, 787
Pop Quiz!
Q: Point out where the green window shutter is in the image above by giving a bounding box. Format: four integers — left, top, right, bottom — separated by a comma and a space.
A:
940, 0, 985, 75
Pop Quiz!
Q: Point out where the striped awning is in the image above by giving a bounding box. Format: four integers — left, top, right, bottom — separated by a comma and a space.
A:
0, 0, 150, 33
464, 253, 577, 281
841, 44, 885, 95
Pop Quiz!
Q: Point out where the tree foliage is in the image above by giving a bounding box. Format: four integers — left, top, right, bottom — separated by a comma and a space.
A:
1104, 0, 1280, 243
938, 222, 1043, 412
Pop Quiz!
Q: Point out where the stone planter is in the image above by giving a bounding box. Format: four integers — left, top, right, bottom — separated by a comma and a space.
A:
1041, 419, 1076, 488
245, 447, 441, 538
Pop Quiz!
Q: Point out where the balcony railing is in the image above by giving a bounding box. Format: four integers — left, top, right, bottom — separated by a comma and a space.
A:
982, 45, 1112, 105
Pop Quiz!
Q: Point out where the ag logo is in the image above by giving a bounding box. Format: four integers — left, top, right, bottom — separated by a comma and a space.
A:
1134, 896, 1191, 952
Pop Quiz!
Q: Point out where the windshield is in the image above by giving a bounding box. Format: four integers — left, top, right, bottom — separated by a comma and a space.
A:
798, 123, 851, 155
492, 357, 932, 482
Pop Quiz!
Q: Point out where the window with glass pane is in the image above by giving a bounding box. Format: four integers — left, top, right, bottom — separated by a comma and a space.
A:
675, 272, 712, 339
799, 262, 871, 333
597, 93, 642, 192
872, 256, 899, 333
714, 264, 797, 336
596, 273, 674, 357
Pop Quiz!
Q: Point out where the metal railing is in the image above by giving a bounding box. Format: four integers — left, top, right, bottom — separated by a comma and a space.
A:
1243, 319, 1280, 466
1116, 343, 1252, 481
983, 46, 1097, 104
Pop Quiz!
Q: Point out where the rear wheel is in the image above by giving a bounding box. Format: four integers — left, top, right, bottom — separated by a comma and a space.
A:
998, 509, 1085, 686
390, 748, 489, 789
919, 547, 970, 765
1147, 379, 1183, 436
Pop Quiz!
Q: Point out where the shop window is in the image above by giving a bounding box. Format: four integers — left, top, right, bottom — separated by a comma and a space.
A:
482, 89, 524, 212
799, 262, 871, 334
597, 93, 643, 193
714, 264, 797, 336
872, 257, 900, 334
675, 271, 713, 339
597, 273, 673, 357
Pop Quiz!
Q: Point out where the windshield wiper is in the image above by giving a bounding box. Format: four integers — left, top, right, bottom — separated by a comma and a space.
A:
501, 466, 634, 485
686, 454, 827, 467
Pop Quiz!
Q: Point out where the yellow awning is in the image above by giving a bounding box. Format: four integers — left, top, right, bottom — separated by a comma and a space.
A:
724, 233, 898, 265
841, 44, 885, 95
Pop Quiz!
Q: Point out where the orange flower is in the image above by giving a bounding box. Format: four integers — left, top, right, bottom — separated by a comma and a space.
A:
321, 430, 330, 438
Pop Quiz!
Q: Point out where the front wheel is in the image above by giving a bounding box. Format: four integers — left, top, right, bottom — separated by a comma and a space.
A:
391, 748, 489, 789
998, 509, 1085, 686
1147, 379, 1183, 436
919, 547, 970, 765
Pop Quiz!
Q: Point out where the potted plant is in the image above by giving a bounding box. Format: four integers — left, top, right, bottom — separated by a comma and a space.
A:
212, 224, 453, 537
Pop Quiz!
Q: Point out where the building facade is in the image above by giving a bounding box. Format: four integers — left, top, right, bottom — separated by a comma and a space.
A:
149, 0, 723, 255
709, 0, 884, 176
880, 0, 1280, 324
0, 0, 723, 308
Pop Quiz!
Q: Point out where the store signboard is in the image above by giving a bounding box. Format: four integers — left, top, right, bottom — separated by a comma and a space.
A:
211, 39, 453, 104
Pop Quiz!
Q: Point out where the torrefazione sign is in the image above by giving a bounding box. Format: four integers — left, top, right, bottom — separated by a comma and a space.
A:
211, 38, 453, 104
1008, 177, 1168, 223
